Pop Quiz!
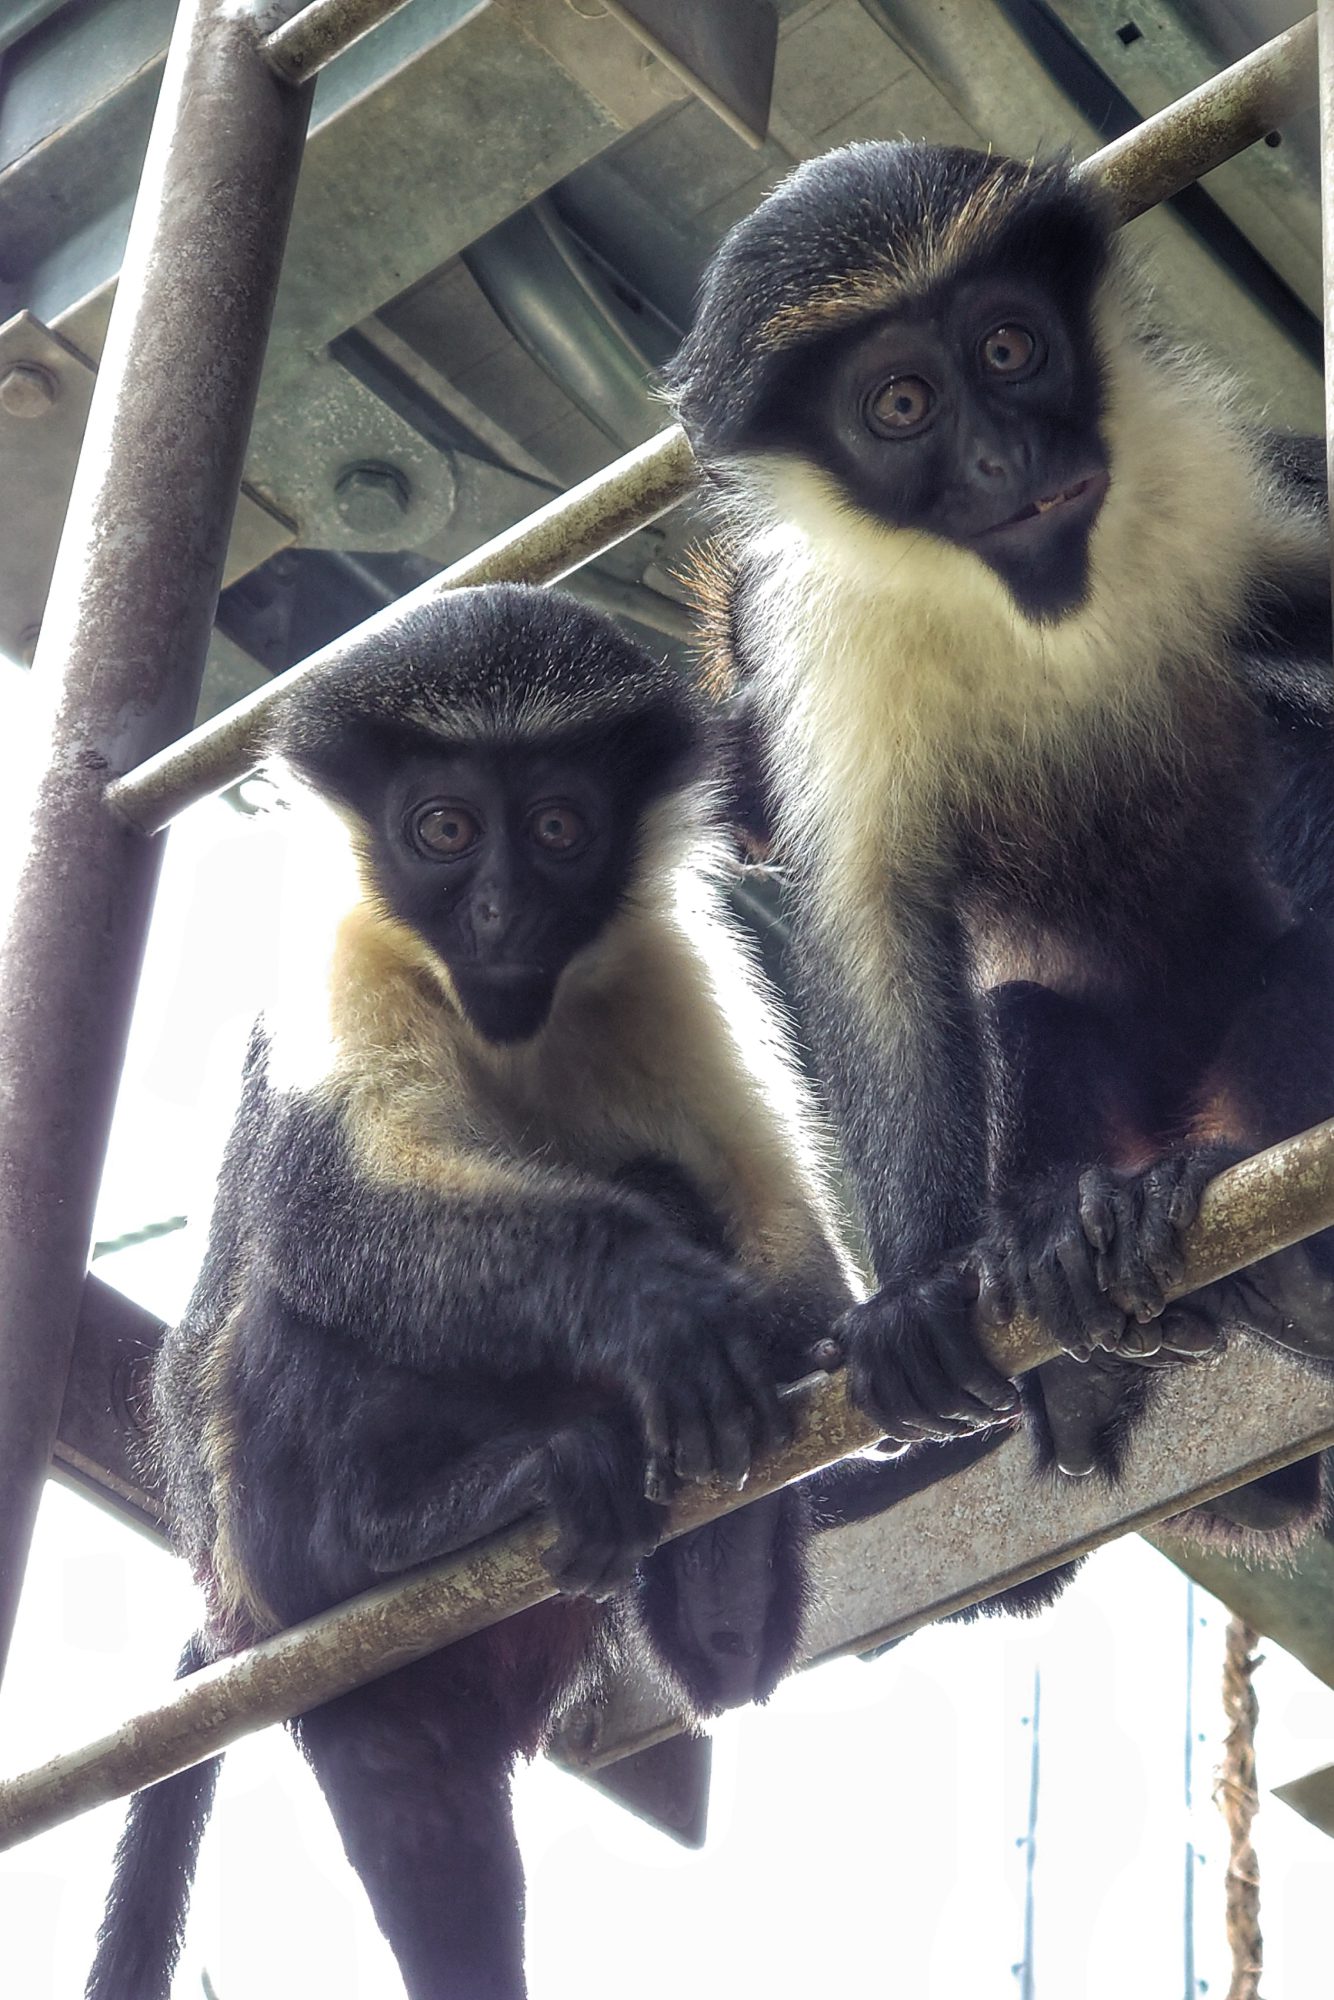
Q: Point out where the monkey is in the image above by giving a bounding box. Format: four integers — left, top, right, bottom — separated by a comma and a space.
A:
664, 139, 1334, 1531
86, 583, 859, 2000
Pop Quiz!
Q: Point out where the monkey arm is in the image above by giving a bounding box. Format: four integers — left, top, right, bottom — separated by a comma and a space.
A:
785, 894, 1019, 1441
789, 894, 986, 1278
243, 1084, 789, 1490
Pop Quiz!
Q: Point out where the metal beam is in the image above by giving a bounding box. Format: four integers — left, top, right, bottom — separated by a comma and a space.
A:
0, 2, 311, 1683
104, 12, 1321, 836
52, 1277, 165, 1538
3, 1117, 1334, 1848
263, 0, 424, 81
558, 1341, 1334, 1770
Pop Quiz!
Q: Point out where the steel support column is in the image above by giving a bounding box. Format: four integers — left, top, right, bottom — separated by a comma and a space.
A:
0, 0, 312, 1682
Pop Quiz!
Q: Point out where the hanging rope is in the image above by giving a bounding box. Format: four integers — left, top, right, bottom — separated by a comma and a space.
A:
1216, 1616, 1264, 2000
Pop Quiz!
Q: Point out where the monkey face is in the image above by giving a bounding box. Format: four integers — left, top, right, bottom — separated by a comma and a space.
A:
371, 745, 642, 1044
771, 273, 1108, 620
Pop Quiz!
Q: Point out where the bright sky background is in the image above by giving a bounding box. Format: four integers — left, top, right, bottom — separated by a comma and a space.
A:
1, 665, 1334, 1999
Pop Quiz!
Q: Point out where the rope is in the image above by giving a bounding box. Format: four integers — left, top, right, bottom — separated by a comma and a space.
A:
1216, 1616, 1264, 2000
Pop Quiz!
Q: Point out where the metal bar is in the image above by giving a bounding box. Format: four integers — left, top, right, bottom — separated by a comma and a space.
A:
52, 1277, 166, 1539
558, 1338, 1334, 1769
1084, 14, 1317, 224
108, 428, 695, 832
263, 0, 438, 81
3, 1117, 1334, 1848
105, 14, 1319, 836
0, 4, 312, 1685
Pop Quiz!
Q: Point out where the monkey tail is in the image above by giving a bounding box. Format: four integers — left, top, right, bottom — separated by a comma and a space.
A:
85, 1633, 221, 2000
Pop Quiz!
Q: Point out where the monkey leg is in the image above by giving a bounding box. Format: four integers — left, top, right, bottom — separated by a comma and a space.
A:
295, 1662, 532, 2000
1081, 920, 1334, 1363
978, 983, 1221, 1477
635, 1486, 809, 1715
233, 1317, 665, 1617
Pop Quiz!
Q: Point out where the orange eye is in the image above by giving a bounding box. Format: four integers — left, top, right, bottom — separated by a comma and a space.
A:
865, 375, 935, 436
412, 803, 481, 857
527, 804, 588, 854
980, 324, 1039, 375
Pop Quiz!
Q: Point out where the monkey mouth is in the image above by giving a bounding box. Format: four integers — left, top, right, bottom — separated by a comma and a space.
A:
976, 470, 1108, 541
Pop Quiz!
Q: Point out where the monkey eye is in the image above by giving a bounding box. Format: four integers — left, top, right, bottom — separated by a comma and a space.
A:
410, 802, 482, 859
526, 802, 589, 856
864, 374, 935, 437
979, 324, 1041, 377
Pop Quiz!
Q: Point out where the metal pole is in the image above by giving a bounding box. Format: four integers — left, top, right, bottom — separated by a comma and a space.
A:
0, 4, 312, 1684
3, 1116, 1334, 1846
262, 0, 425, 81
105, 15, 1318, 836
108, 429, 695, 833
1089, 14, 1316, 224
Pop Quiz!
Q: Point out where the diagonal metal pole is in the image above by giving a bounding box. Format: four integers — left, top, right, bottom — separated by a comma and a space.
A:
3, 1117, 1334, 1848
105, 13, 1319, 836
0, 1, 312, 1686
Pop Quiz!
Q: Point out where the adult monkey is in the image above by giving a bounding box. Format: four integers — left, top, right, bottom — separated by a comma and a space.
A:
667, 140, 1334, 1509
87, 585, 857, 2000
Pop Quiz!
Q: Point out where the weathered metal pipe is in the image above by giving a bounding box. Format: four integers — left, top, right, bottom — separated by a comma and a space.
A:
262, 0, 423, 80
0, 4, 311, 1682
106, 16, 1317, 835
3, 1116, 1334, 1847
1088, 13, 1317, 222
108, 429, 695, 832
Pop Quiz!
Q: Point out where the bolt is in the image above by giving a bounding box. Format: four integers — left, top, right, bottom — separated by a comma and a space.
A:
0, 363, 58, 419
334, 461, 412, 535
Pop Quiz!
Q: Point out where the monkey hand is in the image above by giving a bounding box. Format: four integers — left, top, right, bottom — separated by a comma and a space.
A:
616, 1254, 794, 1493
539, 1417, 667, 1600
1076, 1150, 1240, 1336
837, 1268, 1021, 1447
1082, 1146, 1334, 1365
981, 1173, 1223, 1365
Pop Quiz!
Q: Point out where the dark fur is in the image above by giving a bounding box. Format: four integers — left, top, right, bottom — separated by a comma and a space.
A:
88, 587, 852, 2000
669, 141, 1334, 1540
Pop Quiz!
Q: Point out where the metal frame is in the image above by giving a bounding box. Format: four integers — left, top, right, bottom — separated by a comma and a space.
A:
0, 0, 1331, 1856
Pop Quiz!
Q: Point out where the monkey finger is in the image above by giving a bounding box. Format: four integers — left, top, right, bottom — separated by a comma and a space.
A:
1046, 1237, 1130, 1351
1077, 1169, 1117, 1254
928, 1318, 1021, 1416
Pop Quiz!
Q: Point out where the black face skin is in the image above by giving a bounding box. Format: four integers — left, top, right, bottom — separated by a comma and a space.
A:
772, 272, 1108, 620
372, 743, 637, 1044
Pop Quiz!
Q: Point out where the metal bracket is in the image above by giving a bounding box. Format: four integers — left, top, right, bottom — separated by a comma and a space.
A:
0, 310, 293, 666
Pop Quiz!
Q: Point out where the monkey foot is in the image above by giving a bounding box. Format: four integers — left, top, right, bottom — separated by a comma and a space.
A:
839, 1269, 1020, 1447
1075, 1149, 1237, 1329
1202, 1230, 1334, 1363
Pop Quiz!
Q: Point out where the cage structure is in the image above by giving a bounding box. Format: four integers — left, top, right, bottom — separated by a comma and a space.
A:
0, 0, 1333, 1861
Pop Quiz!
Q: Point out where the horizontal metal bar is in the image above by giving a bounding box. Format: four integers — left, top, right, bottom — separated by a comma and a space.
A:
2, 1115, 1333, 1850
262, 0, 423, 81
557, 1335, 1334, 1770
104, 15, 1317, 835
1090, 13, 1317, 224
108, 429, 694, 832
